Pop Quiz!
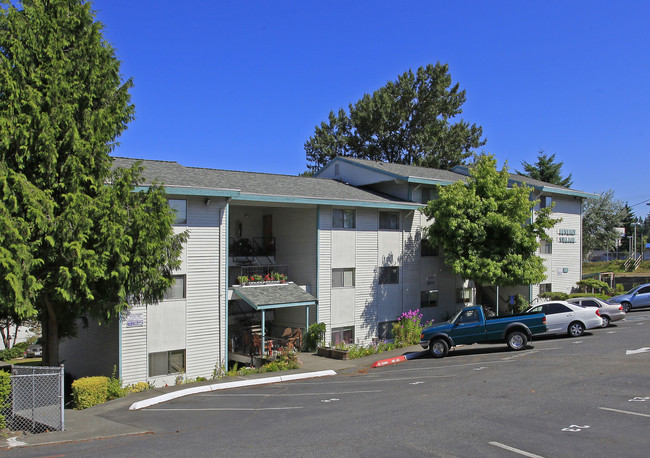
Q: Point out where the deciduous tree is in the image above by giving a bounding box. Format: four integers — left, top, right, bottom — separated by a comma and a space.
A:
422, 154, 559, 287
0, 0, 186, 366
582, 190, 625, 257
305, 63, 485, 172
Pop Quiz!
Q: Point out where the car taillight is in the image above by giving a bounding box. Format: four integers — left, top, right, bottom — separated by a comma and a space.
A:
619, 306, 624, 311
595, 309, 601, 317
543, 316, 546, 325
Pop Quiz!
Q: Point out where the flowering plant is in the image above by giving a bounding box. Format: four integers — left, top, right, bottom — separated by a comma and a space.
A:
392, 309, 433, 347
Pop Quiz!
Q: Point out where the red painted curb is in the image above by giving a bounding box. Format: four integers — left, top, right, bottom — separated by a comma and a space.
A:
371, 355, 407, 368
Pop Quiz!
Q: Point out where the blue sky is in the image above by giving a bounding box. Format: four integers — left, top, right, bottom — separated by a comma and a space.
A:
92, 0, 649, 216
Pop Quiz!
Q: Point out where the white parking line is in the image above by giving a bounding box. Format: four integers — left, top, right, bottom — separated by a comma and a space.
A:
200, 390, 382, 397
599, 407, 650, 418
489, 441, 545, 457
147, 407, 303, 412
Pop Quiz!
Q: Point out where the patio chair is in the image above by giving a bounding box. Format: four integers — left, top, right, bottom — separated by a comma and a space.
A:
291, 328, 302, 350
252, 333, 262, 355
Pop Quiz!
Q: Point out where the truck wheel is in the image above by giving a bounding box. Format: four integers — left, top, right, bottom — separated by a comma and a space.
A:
568, 321, 584, 337
430, 339, 449, 358
507, 331, 527, 351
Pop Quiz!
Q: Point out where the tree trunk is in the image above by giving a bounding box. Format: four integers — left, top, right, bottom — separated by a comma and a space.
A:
43, 297, 59, 366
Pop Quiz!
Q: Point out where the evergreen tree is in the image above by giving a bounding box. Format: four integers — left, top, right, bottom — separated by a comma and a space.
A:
422, 154, 559, 287
305, 63, 485, 172
0, 0, 186, 365
518, 150, 573, 187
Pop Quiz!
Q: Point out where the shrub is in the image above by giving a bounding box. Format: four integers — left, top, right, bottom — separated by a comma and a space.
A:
577, 279, 611, 294
107, 367, 128, 400
305, 322, 326, 350
393, 309, 433, 347
568, 292, 611, 301
539, 291, 569, 301
261, 349, 301, 372
508, 294, 529, 314
195, 376, 207, 382
72, 376, 109, 410
127, 381, 152, 394
0, 370, 11, 429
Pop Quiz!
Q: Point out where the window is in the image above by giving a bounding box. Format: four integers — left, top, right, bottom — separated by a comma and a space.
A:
149, 349, 186, 377
332, 209, 355, 228
332, 268, 355, 287
378, 321, 397, 340
540, 240, 552, 254
458, 309, 479, 324
379, 212, 399, 230
421, 290, 439, 308
168, 199, 187, 225
331, 326, 354, 345
540, 196, 552, 209
456, 288, 472, 303
421, 240, 439, 257
539, 283, 552, 294
378, 266, 399, 284
420, 188, 436, 204
164, 275, 186, 300
548, 302, 571, 314
638, 286, 650, 294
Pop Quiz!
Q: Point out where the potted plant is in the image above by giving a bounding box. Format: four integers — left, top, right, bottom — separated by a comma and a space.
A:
237, 276, 249, 286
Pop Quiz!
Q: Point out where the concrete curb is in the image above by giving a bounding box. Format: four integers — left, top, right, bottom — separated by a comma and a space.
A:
129, 370, 337, 410
370, 350, 427, 368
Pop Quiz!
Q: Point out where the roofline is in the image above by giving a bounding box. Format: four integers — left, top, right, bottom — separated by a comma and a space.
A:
134, 186, 240, 197
233, 193, 422, 209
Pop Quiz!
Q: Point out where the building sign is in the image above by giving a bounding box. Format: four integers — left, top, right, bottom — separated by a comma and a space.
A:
557, 228, 576, 243
126, 311, 144, 328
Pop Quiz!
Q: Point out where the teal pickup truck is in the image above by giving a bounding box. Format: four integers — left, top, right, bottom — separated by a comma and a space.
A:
419, 305, 547, 358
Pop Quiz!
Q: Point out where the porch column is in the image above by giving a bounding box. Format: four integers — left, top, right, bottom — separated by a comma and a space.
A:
306, 306, 310, 334
261, 310, 266, 355
496, 286, 499, 316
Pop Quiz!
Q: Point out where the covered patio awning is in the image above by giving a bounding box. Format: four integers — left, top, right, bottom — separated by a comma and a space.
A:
231, 283, 317, 310
230, 283, 317, 355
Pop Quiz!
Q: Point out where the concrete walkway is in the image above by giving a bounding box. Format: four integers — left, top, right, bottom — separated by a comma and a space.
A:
4, 345, 426, 449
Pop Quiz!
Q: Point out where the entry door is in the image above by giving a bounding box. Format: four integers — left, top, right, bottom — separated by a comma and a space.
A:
262, 214, 273, 255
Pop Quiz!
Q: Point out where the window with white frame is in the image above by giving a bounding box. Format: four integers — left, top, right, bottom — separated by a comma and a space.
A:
164, 275, 186, 300
148, 349, 186, 377
421, 290, 439, 308
539, 283, 552, 294
331, 326, 354, 345
168, 199, 187, 225
378, 266, 399, 284
379, 211, 399, 230
332, 209, 355, 228
332, 268, 355, 287
540, 240, 552, 254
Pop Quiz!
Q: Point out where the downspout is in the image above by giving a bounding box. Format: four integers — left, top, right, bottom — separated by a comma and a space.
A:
224, 200, 230, 369
315, 205, 320, 324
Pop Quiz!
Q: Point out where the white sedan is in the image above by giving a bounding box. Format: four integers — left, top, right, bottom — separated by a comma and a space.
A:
525, 301, 603, 337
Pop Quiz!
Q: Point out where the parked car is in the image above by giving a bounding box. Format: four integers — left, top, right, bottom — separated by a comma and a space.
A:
566, 297, 626, 327
419, 305, 547, 358
524, 301, 602, 337
609, 283, 650, 312
24, 344, 42, 358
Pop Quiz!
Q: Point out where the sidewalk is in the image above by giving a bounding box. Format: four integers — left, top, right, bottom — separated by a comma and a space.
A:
6, 345, 425, 448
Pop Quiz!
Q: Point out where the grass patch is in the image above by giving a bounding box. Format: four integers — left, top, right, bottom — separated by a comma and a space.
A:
583, 260, 650, 275
8, 358, 42, 366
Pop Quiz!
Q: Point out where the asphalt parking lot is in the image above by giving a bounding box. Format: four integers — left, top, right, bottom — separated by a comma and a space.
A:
7, 310, 650, 457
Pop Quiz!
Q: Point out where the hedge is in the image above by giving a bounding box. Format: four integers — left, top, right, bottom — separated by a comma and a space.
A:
71, 376, 109, 410
0, 371, 11, 428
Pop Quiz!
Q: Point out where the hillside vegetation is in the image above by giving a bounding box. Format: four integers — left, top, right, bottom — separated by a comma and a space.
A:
583, 261, 650, 275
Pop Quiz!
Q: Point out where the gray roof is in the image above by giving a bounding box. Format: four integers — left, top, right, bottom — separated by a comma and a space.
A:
112, 157, 420, 208
231, 283, 317, 309
330, 157, 467, 184
329, 157, 596, 199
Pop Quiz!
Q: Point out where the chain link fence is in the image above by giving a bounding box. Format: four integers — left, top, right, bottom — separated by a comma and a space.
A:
1, 366, 64, 433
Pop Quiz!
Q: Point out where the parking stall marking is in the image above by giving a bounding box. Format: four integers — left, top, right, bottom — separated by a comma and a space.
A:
599, 407, 650, 418
625, 347, 650, 355
561, 424, 590, 432
489, 441, 545, 458
146, 406, 304, 412
199, 390, 382, 398
628, 397, 650, 402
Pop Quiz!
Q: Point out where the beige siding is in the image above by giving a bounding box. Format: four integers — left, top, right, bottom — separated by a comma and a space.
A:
60, 318, 119, 380
185, 197, 224, 380
317, 206, 332, 342
121, 304, 148, 385
401, 210, 422, 313
355, 209, 378, 344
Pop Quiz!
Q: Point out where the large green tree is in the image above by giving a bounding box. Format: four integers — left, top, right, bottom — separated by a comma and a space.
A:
582, 190, 625, 257
0, 0, 186, 366
422, 154, 559, 287
304, 63, 486, 172
517, 150, 573, 188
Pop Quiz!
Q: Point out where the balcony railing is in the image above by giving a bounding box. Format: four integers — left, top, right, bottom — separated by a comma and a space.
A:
240, 264, 288, 280
229, 237, 276, 257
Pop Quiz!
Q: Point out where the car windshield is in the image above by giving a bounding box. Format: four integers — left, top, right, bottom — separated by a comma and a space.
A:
449, 310, 464, 323
626, 287, 638, 294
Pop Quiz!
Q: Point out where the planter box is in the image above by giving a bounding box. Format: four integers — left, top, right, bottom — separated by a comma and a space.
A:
317, 347, 349, 360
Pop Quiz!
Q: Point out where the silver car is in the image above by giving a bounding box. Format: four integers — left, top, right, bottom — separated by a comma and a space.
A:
566, 297, 626, 327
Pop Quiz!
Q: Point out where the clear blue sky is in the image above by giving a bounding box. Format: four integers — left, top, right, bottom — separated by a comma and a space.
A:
92, 0, 650, 216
